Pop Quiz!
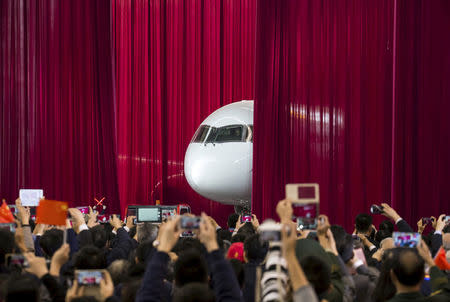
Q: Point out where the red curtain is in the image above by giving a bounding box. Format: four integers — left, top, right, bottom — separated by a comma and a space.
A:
392, 0, 450, 222
253, 0, 450, 230
111, 0, 255, 225
0, 0, 120, 212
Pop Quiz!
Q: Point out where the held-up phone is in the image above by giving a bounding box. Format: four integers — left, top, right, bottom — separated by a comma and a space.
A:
75, 270, 104, 286
179, 216, 201, 229
126, 206, 137, 217
19, 189, 43, 207
241, 214, 252, 223
161, 206, 177, 221
0, 223, 16, 233
178, 204, 191, 215
294, 204, 319, 230
353, 248, 367, 266
5, 254, 29, 268
445, 216, 450, 224
136, 206, 162, 223
393, 232, 421, 248
97, 215, 120, 223
76, 206, 90, 215
259, 220, 282, 242
285, 183, 319, 204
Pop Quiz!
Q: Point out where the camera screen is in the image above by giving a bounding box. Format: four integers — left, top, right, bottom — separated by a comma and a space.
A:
241, 215, 252, 223
77, 207, 89, 214
260, 230, 281, 242
77, 270, 103, 285
127, 207, 137, 216
137, 207, 161, 223
180, 216, 201, 229
393, 232, 421, 248
293, 204, 318, 230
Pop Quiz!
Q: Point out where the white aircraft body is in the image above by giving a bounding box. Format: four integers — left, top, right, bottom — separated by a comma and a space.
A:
184, 100, 253, 207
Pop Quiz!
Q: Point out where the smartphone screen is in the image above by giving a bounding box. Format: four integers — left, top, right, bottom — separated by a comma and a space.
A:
137, 207, 161, 223
241, 215, 252, 223
294, 204, 318, 230
393, 232, 421, 248
127, 206, 137, 217
0, 223, 16, 233
260, 230, 281, 242
77, 270, 103, 286
76, 207, 89, 215
180, 216, 201, 229
353, 248, 367, 265
19, 189, 43, 207
285, 183, 319, 204
161, 207, 177, 220
6, 254, 28, 267
445, 216, 450, 224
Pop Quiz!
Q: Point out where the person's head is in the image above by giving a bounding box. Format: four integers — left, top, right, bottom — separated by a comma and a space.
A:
355, 213, 373, 235
107, 259, 131, 285
2, 273, 40, 302
230, 233, 247, 244
379, 220, 394, 234
73, 245, 106, 269
174, 250, 208, 287
300, 256, 331, 297
390, 248, 424, 291
375, 229, 392, 246
216, 229, 232, 250
237, 222, 256, 235
173, 237, 205, 255
172, 283, 215, 302
121, 279, 142, 302
243, 234, 266, 262
136, 223, 158, 243
373, 249, 398, 302
39, 229, 63, 258
0, 229, 15, 265
89, 225, 107, 249
135, 241, 154, 264
227, 213, 239, 230
229, 259, 245, 289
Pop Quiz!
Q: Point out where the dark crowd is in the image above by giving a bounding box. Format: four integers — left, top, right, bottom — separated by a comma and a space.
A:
0, 198, 449, 302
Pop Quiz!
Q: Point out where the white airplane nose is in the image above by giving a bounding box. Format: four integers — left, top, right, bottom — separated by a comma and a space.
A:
184, 143, 252, 204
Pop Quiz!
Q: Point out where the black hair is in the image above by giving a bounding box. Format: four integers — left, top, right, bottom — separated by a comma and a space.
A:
243, 234, 266, 262
0, 229, 15, 265
238, 222, 256, 235
231, 233, 247, 244
173, 237, 205, 255
174, 250, 208, 287
227, 213, 239, 229
135, 241, 154, 264
373, 249, 398, 302
2, 273, 40, 302
128, 226, 137, 240
172, 283, 215, 302
73, 245, 106, 269
379, 220, 394, 234
355, 213, 373, 233
216, 229, 232, 250
391, 247, 424, 287
121, 278, 142, 302
300, 256, 331, 296
229, 259, 245, 288
375, 229, 392, 246
39, 229, 63, 258
89, 225, 107, 249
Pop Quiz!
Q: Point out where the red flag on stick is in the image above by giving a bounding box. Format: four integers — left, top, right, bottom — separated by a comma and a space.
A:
0, 200, 15, 223
36, 200, 68, 226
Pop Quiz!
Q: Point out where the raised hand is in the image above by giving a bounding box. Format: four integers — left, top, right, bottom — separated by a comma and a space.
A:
198, 213, 219, 252
157, 216, 182, 253
276, 199, 293, 223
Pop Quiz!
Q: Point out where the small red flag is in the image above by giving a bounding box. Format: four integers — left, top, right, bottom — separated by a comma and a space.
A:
0, 201, 15, 223
36, 200, 68, 226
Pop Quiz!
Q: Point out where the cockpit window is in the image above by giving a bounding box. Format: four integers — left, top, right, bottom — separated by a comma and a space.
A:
192, 124, 253, 144
192, 125, 211, 143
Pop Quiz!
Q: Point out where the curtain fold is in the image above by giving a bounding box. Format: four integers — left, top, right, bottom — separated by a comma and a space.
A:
0, 0, 120, 212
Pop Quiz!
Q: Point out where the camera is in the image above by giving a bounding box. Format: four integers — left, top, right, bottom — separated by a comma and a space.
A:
179, 216, 201, 229
370, 204, 384, 215
422, 217, 433, 224
258, 220, 281, 242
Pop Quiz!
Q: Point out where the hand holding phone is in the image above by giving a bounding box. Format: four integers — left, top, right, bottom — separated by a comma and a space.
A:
241, 214, 252, 223
76, 270, 104, 286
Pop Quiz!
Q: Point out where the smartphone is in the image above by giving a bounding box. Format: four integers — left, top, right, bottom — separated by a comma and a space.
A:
19, 189, 43, 207
161, 206, 177, 220
445, 216, 450, 224
294, 204, 318, 230
241, 214, 252, 223
136, 206, 161, 223
76, 270, 104, 286
77, 206, 90, 215
285, 183, 319, 204
126, 206, 137, 217
180, 216, 201, 229
0, 223, 16, 233
353, 248, 367, 266
5, 254, 29, 268
393, 232, 421, 248
178, 205, 191, 215
259, 220, 282, 242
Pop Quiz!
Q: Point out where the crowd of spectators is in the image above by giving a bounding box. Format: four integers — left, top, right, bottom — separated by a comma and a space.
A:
0, 198, 449, 302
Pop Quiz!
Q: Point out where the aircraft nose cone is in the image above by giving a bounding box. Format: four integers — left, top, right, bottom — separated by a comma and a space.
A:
184, 143, 252, 204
